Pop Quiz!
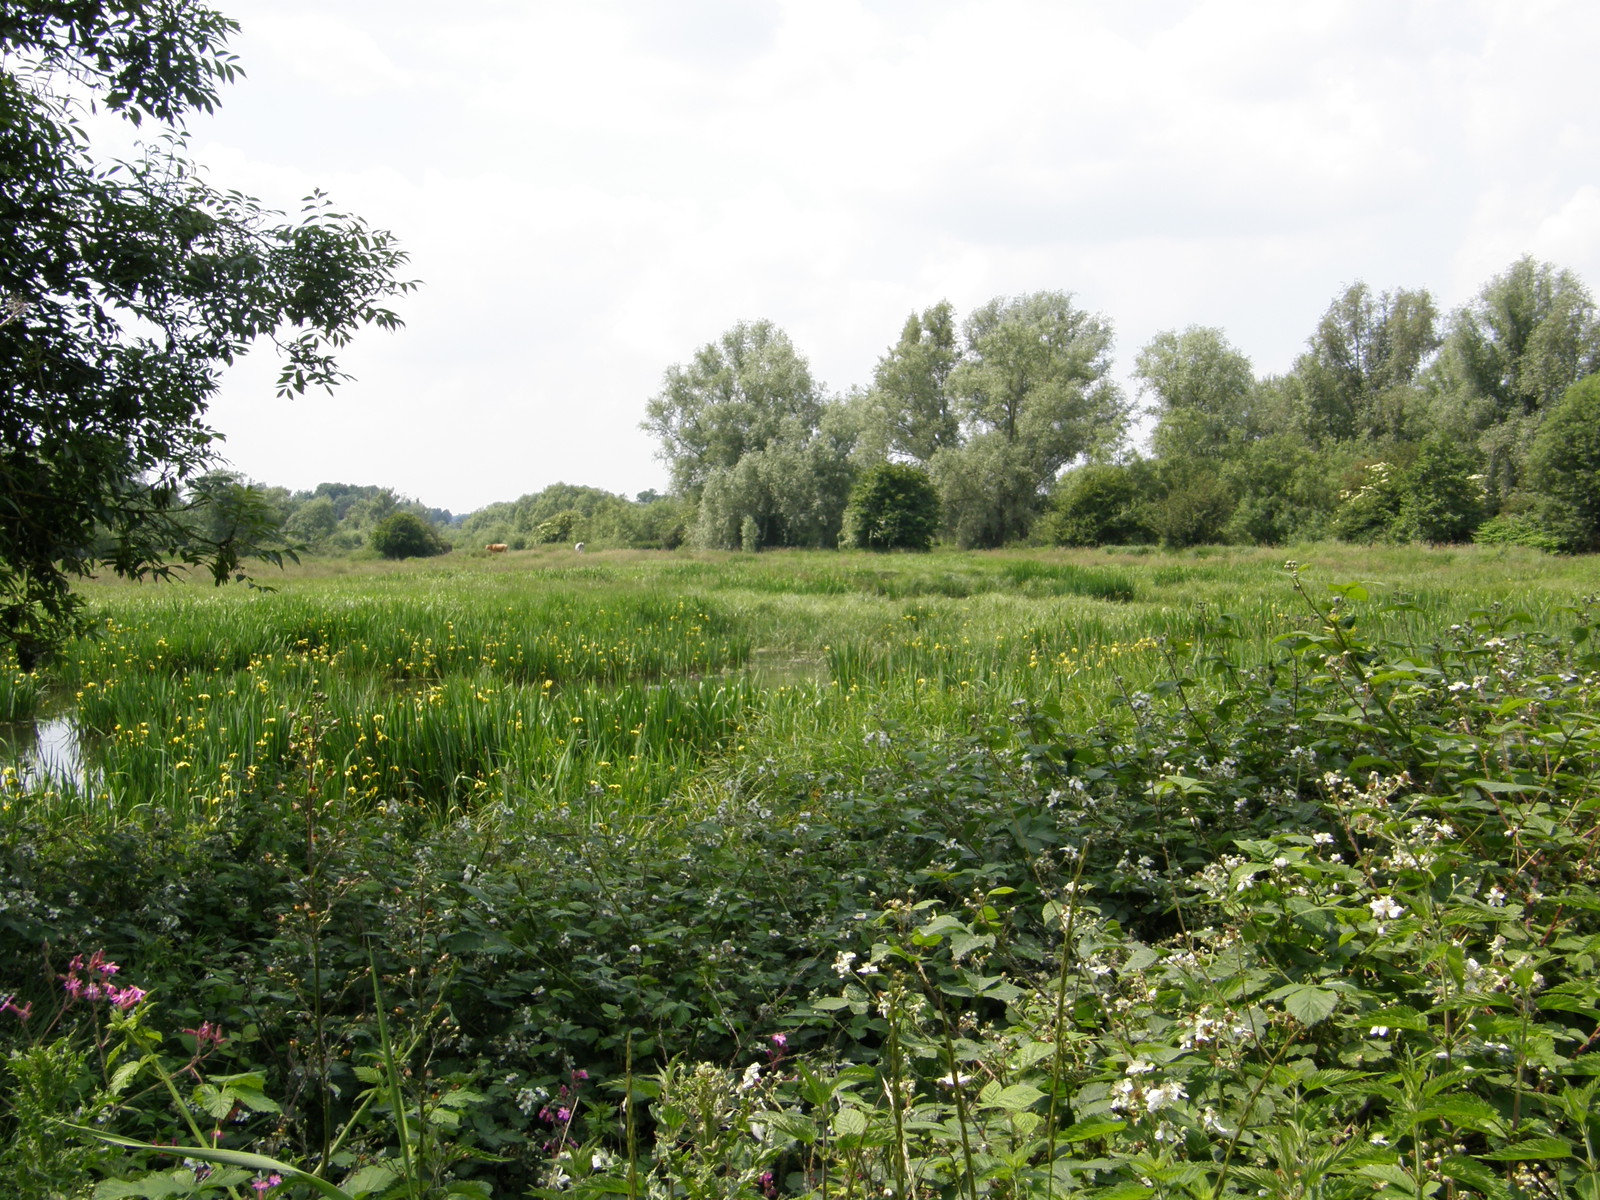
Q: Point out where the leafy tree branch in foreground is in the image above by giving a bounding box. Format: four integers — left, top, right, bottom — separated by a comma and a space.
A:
0, 0, 415, 667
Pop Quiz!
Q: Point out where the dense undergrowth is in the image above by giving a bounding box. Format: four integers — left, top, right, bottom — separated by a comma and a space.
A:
2, 547, 1600, 1198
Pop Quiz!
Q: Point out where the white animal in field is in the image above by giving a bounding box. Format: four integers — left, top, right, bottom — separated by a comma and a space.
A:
574, 542, 586, 553
485, 543, 508, 554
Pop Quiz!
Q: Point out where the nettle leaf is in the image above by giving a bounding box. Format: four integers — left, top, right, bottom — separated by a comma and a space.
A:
948, 931, 994, 962
833, 1106, 868, 1138
1480, 1137, 1574, 1161
979, 1082, 1045, 1112
96, 1167, 251, 1198
1061, 1117, 1126, 1143
1268, 984, 1339, 1025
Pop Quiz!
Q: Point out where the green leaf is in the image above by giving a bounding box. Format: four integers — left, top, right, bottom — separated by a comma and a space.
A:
60, 1124, 355, 1200
1061, 1117, 1125, 1142
341, 1163, 402, 1197
1480, 1137, 1574, 1161
833, 1106, 868, 1138
948, 931, 994, 962
109, 1059, 142, 1095
980, 1083, 1046, 1112
1269, 984, 1338, 1025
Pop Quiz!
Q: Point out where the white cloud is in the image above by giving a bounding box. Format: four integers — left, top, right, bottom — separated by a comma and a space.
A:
170, 0, 1600, 511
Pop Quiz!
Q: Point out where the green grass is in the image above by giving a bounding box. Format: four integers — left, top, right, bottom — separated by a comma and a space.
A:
7, 542, 1597, 826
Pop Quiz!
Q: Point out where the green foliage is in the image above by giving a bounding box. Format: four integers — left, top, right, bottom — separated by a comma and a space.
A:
1432, 256, 1600, 497
7, 549, 1600, 1195
0, 4, 413, 667
936, 292, 1128, 546
1146, 461, 1236, 548
1526, 374, 1600, 551
1136, 325, 1258, 458
179, 471, 300, 586
1333, 441, 1485, 545
1394, 437, 1486, 543
1294, 281, 1439, 443
368, 512, 447, 559
1473, 511, 1567, 553
862, 301, 961, 463
1042, 461, 1155, 547
842, 462, 940, 551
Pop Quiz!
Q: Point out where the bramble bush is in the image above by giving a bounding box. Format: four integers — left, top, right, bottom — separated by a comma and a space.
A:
5, 569, 1600, 1196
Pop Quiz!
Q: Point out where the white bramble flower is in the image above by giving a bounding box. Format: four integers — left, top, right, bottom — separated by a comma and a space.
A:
1145, 1081, 1187, 1111
739, 1062, 762, 1091
1125, 1059, 1155, 1076
833, 951, 857, 977
1369, 895, 1405, 922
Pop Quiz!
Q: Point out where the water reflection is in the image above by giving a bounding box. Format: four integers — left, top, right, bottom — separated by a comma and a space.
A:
740, 648, 830, 688
0, 712, 91, 789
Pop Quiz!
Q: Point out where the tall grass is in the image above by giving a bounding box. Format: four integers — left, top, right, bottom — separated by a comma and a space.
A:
8, 543, 1596, 828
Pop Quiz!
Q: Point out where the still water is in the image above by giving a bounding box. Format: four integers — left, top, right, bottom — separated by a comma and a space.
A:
0, 712, 92, 790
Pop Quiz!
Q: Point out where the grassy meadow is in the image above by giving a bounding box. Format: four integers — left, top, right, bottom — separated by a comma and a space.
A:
6, 542, 1600, 1198
8, 541, 1591, 827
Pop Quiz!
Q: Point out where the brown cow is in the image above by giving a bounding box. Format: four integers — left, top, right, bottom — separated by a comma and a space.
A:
486, 543, 508, 553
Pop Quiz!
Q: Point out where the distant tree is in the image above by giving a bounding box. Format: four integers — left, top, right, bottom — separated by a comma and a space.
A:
1296, 282, 1439, 444
1432, 258, 1600, 497
1332, 460, 1407, 544
843, 462, 940, 551
934, 292, 1127, 547
1394, 439, 1485, 544
285, 495, 338, 548
1135, 326, 1258, 459
535, 510, 583, 544
643, 320, 855, 549
369, 512, 446, 559
1146, 462, 1235, 549
862, 301, 962, 463
1042, 462, 1156, 547
642, 320, 825, 500
1525, 375, 1600, 551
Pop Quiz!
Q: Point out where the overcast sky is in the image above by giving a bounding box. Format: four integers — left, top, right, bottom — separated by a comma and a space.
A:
169, 0, 1600, 515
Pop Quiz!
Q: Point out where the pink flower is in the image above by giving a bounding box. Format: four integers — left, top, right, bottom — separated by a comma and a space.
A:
250, 1173, 283, 1193
111, 985, 146, 1010
183, 1021, 227, 1048
0, 995, 31, 1021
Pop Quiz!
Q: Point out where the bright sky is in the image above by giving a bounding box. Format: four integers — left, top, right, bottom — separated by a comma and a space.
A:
174, 0, 1600, 515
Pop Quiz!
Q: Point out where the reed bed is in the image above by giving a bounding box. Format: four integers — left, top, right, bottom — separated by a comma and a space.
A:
5, 542, 1596, 829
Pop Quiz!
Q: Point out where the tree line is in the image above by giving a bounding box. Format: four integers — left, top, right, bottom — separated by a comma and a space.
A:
237, 255, 1600, 564
640, 257, 1600, 554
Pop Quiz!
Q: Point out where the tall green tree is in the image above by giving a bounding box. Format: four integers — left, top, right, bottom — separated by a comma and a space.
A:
862, 300, 961, 463
1525, 374, 1600, 552
1135, 326, 1258, 459
1432, 257, 1600, 497
642, 320, 825, 500
933, 291, 1125, 547
642, 321, 854, 548
1294, 282, 1439, 444
0, 1, 413, 667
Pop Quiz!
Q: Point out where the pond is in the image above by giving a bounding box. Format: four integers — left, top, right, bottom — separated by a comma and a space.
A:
0, 710, 94, 790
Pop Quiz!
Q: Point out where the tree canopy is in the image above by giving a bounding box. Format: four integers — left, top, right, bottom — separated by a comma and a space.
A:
0, 1, 413, 666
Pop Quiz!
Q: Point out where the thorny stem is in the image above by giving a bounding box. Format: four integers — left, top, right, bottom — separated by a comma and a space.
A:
916, 962, 980, 1200
1044, 841, 1090, 1200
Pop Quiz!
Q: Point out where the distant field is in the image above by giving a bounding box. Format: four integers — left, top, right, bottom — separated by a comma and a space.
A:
12, 541, 1595, 828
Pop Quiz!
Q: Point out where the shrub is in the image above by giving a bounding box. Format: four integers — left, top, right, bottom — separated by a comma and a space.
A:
1527, 374, 1600, 552
843, 462, 941, 551
1042, 461, 1154, 546
368, 511, 447, 559
1394, 437, 1485, 542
